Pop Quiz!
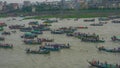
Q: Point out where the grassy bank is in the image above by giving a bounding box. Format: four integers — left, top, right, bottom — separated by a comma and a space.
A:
1, 9, 120, 19
23, 13, 112, 19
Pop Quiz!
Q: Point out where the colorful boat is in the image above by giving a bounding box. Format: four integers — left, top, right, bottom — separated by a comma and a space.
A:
0, 43, 13, 49
0, 27, 4, 31
25, 48, 50, 54
87, 60, 120, 68
112, 20, 120, 23
23, 39, 42, 45
9, 25, 25, 29
97, 46, 120, 53
28, 21, 39, 25
0, 37, 5, 41
90, 23, 103, 26
20, 27, 32, 32
40, 45, 60, 51
21, 32, 37, 39
81, 38, 105, 43
76, 26, 88, 29
1, 31, 11, 35
84, 19, 95, 22
31, 30, 43, 34
0, 22, 7, 27
111, 36, 120, 41
37, 38, 54, 42
45, 43, 70, 49
51, 30, 64, 34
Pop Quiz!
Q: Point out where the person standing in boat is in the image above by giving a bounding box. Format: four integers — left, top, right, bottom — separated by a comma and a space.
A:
67, 43, 70, 47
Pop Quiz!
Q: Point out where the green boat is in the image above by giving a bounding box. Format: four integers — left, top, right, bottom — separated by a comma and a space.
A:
0, 27, 3, 31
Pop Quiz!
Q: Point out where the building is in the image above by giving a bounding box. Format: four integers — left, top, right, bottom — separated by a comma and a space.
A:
0, 1, 3, 11
87, 0, 120, 8
10, 3, 19, 10
23, 1, 31, 7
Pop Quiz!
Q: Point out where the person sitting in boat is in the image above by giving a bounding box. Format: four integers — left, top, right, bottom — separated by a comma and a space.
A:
113, 48, 116, 51
26, 48, 30, 52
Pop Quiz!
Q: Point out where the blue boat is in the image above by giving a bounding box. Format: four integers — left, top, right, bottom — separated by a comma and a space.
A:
40, 46, 60, 51
51, 30, 64, 34
25, 48, 50, 54
31, 30, 43, 34
98, 46, 120, 53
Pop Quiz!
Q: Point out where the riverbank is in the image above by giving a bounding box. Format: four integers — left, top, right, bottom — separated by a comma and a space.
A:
1, 9, 120, 19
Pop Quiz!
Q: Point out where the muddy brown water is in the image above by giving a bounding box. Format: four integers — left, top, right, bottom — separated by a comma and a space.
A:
0, 17, 120, 68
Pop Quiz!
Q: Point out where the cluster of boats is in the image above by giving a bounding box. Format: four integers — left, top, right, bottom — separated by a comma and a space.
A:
25, 43, 70, 54
66, 32, 105, 43
51, 27, 77, 34
23, 38, 54, 45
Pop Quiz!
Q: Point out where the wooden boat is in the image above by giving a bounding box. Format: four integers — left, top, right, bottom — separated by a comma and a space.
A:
9, 25, 25, 29
28, 21, 39, 25
23, 39, 42, 45
21, 32, 37, 39
1, 31, 11, 35
90, 23, 103, 26
0, 37, 5, 41
112, 20, 120, 23
45, 43, 70, 49
84, 19, 95, 22
98, 17, 109, 21
87, 60, 119, 68
76, 26, 88, 29
25, 48, 50, 54
81, 38, 105, 43
43, 19, 58, 23
31, 30, 43, 34
40, 45, 61, 51
37, 38, 54, 42
33, 27, 50, 31
0, 22, 7, 27
0, 27, 4, 31
51, 30, 64, 34
111, 36, 120, 41
97, 46, 120, 53
66, 33, 74, 37
20, 27, 32, 32
0, 43, 13, 48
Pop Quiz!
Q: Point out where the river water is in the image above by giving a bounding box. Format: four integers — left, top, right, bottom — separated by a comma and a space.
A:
0, 17, 120, 68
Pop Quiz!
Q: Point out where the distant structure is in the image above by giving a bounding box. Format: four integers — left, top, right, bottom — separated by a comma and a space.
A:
61, 0, 66, 9
32, 6, 36, 12
10, 3, 19, 10
23, 1, 31, 7
0, 1, 3, 11
87, 0, 120, 8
